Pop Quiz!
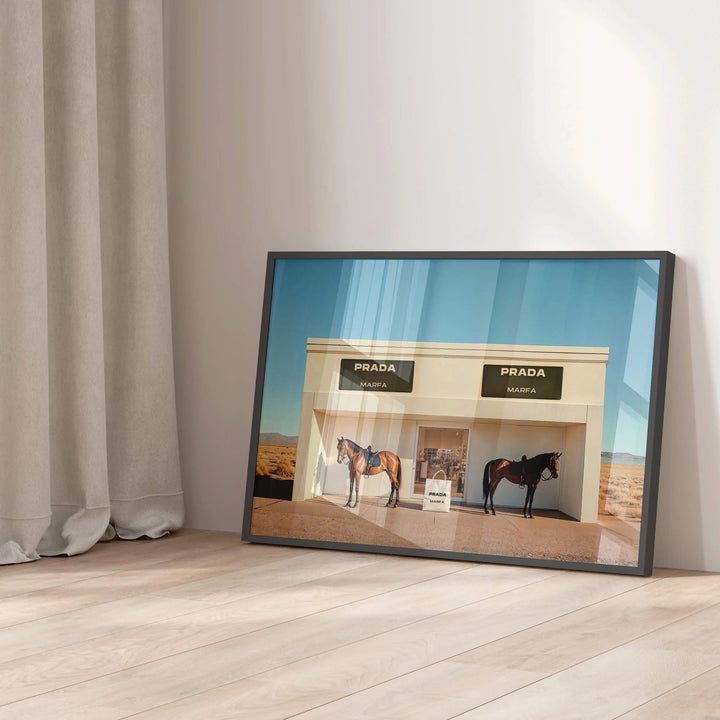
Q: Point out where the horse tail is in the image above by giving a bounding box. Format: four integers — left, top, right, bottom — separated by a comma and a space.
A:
396, 457, 402, 488
483, 461, 491, 499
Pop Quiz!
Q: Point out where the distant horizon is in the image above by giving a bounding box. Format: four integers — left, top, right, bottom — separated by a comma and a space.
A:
258, 431, 647, 462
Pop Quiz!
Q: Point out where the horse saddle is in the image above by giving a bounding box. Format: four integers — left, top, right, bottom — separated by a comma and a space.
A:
363, 449, 382, 476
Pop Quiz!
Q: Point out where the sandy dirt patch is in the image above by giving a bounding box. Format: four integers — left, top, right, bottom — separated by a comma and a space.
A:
255, 443, 296, 479
599, 463, 645, 519
250, 495, 641, 568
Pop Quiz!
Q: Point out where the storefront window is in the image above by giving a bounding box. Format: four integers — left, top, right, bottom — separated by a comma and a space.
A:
414, 426, 469, 499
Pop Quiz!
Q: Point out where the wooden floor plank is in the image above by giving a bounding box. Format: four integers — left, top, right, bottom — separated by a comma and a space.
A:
0, 533, 718, 720
0, 548, 384, 704
0, 559, 536, 717
0, 546, 389, 665
452, 600, 720, 719
144, 547, 391, 606
0, 541, 306, 628
288, 570, 720, 720
615, 663, 720, 719
0, 594, 213, 664
109, 570, 654, 719
0, 530, 229, 598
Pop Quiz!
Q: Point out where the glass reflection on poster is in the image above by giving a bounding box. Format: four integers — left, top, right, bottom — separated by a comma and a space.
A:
242, 252, 674, 575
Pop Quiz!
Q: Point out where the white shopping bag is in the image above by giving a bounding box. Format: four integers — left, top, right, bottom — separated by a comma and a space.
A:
423, 475, 452, 512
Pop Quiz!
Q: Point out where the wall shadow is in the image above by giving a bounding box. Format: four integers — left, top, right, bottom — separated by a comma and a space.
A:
653, 258, 710, 569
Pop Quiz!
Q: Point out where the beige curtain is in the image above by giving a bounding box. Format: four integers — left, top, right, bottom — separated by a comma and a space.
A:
0, 0, 183, 564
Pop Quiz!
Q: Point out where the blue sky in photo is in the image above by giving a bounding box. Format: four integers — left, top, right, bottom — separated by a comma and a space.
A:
259, 257, 660, 456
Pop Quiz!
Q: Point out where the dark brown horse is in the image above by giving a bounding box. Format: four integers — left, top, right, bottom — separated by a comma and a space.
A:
336, 437, 402, 509
483, 451, 562, 519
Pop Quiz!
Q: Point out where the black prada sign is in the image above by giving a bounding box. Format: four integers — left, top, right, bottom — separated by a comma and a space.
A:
339, 359, 415, 392
482, 364, 563, 400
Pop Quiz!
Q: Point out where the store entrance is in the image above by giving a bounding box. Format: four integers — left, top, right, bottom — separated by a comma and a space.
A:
414, 426, 469, 500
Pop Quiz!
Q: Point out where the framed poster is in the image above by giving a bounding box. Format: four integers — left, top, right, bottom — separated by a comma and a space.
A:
242, 252, 675, 575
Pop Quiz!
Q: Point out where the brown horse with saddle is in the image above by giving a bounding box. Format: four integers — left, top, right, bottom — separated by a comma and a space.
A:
336, 437, 402, 509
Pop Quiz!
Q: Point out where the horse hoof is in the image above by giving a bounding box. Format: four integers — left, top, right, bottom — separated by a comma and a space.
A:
492, 510, 496, 516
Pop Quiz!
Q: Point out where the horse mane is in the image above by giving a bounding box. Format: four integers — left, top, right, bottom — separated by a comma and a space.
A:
529, 451, 555, 466
342, 437, 363, 453
500, 453, 556, 475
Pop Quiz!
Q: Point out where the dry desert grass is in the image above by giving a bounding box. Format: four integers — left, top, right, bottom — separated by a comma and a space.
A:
255, 443, 297, 479
599, 462, 645, 519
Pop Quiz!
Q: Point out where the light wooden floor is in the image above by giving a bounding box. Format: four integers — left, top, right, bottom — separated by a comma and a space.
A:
1, 530, 719, 719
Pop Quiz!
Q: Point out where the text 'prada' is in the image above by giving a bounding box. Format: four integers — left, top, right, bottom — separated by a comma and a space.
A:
500, 367, 547, 377
354, 362, 397, 373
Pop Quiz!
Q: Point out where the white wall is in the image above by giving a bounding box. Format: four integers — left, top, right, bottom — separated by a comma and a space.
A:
164, 1, 720, 571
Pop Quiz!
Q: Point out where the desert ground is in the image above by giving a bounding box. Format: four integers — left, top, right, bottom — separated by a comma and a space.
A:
250, 452, 644, 567
249, 494, 641, 567
255, 443, 296, 479
598, 462, 645, 519
253, 443, 296, 499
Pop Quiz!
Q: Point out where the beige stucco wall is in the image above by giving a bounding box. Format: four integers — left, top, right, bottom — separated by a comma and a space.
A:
293, 339, 608, 522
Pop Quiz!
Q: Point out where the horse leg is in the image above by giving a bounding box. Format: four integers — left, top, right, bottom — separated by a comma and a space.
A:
489, 479, 499, 516
344, 471, 354, 507
385, 468, 398, 507
351, 472, 359, 508
483, 464, 491, 514
528, 485, 537, 520
384, 468, 393, 507
391, 473, 400, 507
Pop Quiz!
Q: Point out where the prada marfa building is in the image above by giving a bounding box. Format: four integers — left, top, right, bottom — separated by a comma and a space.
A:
292, 338, 609, 523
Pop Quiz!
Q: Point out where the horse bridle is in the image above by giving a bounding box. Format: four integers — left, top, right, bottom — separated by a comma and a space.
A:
540, 454, 560, 482
337, 439, 350, 465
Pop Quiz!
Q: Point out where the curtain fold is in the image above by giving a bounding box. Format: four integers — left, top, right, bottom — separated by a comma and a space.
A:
0, 0, 183, 564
